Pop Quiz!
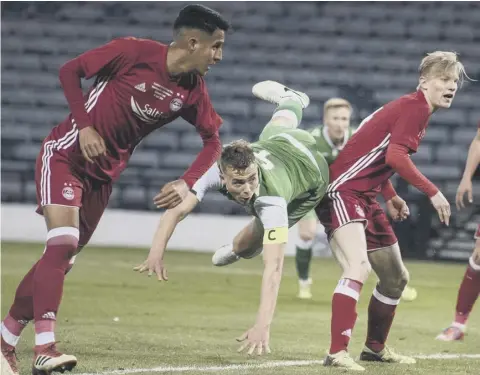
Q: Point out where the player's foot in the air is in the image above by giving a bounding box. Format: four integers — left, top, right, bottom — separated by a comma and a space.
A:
1, 337, 19, 375
212, 244, 263, 266
252, 81, 310, 108
359, 346, 416, 364
32, 342, 77, 375
435, 325, 465, 341
297, 278, 313, 299
324, 350, 365, 371
212, 244, 241, 266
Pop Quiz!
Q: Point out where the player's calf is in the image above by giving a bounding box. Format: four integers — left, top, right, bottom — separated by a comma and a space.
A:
436, 245, 480, 341
376, 268, 410, 300
1, 337, 19, 375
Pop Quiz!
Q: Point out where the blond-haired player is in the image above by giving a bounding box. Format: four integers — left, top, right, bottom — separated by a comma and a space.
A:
295, 98, 353, 299
316, 51, 470, 370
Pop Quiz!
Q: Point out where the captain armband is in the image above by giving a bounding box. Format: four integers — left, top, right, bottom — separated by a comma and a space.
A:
263, 227, 288, 245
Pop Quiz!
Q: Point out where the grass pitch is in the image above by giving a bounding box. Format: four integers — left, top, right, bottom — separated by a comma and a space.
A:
1, 242, 479, 374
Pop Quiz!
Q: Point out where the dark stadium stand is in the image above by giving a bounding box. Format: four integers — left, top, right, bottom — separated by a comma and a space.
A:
1, 1, 479, 259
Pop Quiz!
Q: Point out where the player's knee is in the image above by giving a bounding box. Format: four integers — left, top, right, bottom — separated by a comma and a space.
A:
43, 227, 79, 268
397, 268, 410, 290
344, 260, 371, 283
359, 260, 372, 280
297, 235, 314, 250
298, 220, 316, 244
380, 268, 410, 298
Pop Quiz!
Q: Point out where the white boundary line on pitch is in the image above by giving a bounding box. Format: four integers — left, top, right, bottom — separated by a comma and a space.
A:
76, 354, 480, 375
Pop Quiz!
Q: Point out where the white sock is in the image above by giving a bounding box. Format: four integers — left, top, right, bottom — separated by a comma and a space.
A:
1, 323, 20, 347
35, 332, 55, 346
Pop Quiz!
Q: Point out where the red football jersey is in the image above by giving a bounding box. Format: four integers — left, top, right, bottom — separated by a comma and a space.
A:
328, 90, 431, 196
46, 37, 222, 182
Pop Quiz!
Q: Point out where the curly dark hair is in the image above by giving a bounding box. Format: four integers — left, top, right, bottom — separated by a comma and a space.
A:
220, 140, 256, 171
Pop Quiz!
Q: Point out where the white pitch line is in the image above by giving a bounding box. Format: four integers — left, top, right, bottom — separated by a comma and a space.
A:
415, 353, 480, 360
76, 360, 324, 375
76, 354, 480, 375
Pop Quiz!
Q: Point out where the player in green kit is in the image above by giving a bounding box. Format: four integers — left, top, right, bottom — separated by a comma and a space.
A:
295, 98, 353, 299
135, 81, 329, 354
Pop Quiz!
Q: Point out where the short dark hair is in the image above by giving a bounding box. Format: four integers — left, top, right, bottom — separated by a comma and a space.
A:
220, 140, 255, 171
174, 4, 230, 35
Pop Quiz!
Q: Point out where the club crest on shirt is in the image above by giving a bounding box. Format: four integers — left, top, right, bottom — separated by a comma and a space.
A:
62, 185, 75, 201
169, 97, 183, 112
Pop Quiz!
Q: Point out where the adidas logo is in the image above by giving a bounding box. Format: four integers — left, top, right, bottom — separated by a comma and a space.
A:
41, 312, 56, 320
341, 329, 352, 337
135, 82, 146, 92
35, 355, 53, 367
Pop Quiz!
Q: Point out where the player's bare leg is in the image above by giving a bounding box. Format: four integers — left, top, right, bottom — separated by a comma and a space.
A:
436, 238, 480, 341
295, 216, 316, 299
323, 222, 369, 371
2, 205, 79, 374
359, 243, 415, 364
212, 218, 263, 266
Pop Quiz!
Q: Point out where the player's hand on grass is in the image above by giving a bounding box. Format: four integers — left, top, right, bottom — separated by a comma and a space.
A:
79, 126, 106, 163
386, 195, 410, 222
236, 324, 271, 356
455, 177, 473, 210
430, 191, 451, 226
133, 253, 168, 281
154, 179, 189, 209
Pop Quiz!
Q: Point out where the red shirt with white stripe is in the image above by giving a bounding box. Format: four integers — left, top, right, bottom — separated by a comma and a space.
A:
45, 37, 222, 184
328, 90, 431, 197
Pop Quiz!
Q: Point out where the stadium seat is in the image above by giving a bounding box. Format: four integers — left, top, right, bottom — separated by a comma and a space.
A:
1, 0, 478, 225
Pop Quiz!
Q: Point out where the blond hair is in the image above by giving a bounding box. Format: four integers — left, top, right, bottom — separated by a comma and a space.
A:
419, 51, 473, 85
323, 98, 352, 114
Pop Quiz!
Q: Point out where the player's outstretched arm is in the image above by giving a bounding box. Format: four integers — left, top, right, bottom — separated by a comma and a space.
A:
237, 197, 287, 356
456, 128, 480, 210
138, 163, 222, 279
237, 240, 285, 356
134, 192, 199, 281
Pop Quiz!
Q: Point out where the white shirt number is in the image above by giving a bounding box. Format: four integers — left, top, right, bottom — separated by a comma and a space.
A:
254, 150, 275, 170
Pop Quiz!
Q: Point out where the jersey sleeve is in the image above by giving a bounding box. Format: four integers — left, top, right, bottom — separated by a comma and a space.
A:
190, 163, 223, 202
254, 196, 288, 229
58, 37, 140, 129
254, 196, 289, 245
179, 78, 223, 187
389, 102, 430, 153
67, 37, 140, 79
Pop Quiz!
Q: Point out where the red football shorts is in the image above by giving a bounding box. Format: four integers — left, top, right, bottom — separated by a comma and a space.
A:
35, 142, 112, 247
316, 190, 398, 251
475, 224, 480, 240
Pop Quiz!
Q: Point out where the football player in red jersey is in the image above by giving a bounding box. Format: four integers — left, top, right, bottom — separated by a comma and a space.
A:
0, 5, 229, 374
316, 51, 471, 370
436, 122, 480, 341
